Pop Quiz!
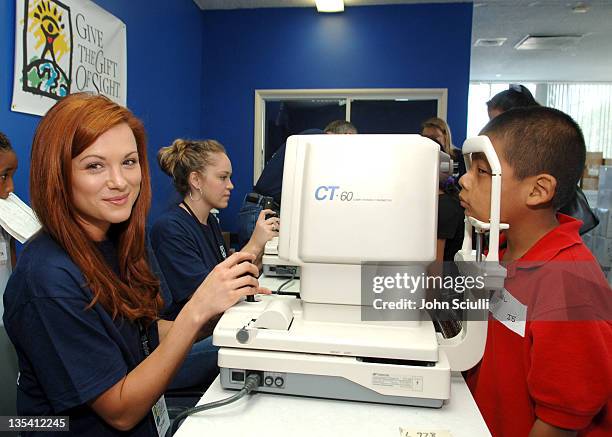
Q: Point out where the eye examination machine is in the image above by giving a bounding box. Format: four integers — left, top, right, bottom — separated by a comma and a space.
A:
213, 134, 507, 408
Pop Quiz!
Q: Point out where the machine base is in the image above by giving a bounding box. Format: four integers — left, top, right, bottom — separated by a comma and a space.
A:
220, 368, 443, 408
217, 347, 449, 408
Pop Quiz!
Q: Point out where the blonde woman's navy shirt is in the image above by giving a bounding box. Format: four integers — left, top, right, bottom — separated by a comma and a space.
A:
150, 204, 227, 320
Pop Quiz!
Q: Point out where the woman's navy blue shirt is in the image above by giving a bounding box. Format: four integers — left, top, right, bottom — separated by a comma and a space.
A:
2, 232, 159, 436
150, 205, 227, 320
437, 192, 465, 262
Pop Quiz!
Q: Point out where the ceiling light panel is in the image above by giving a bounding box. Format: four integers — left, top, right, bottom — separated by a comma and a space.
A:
316, 0, 344, 13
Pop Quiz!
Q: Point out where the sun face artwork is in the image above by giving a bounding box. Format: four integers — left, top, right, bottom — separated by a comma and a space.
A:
22, 0, 73, 100
13, 0, 126, 116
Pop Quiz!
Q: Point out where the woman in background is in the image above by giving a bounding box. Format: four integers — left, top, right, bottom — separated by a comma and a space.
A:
151, 139, 278, 389
421, 117, 465, 179
420, 119, 464, 262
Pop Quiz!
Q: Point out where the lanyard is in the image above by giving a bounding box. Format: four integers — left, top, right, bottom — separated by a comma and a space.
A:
180, 202, 226, 264
138, 322, 151, 357
138, 322, 171, 437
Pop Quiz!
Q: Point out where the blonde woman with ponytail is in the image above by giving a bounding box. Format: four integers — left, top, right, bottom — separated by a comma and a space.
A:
151, 139, 278, 389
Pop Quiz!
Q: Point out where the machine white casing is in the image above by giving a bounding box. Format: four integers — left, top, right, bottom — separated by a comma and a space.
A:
215, 134, 505, 407
261, 237, 300, 277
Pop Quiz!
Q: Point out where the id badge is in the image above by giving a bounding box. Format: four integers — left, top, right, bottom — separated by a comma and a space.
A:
152, 395, 170, 437
0, 238, 8, 266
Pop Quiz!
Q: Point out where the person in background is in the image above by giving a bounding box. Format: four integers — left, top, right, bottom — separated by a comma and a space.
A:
0, 133, 17, 266
486, 84, 598, 235
237, 128, 316, 247
486, 84, 539, 120
3, 93, 265, 436
419, 120, 465, 262
324, 119, 358, 134
151, 139, 278, 389
0, 132, 18, 321
435, 182, 464, 263
421, 117, 465, 179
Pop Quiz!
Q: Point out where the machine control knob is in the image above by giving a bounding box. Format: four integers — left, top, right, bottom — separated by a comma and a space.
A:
236, 328, 250, 344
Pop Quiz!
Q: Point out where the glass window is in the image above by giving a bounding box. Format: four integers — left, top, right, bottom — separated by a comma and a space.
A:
350, 99, 438, 134
254, 89, 447, 182
264, 99, 345, 162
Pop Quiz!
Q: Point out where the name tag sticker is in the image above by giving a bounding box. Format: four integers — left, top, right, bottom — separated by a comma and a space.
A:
489, 288, 527, 337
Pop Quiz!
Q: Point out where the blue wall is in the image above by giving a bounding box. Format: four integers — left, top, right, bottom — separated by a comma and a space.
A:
0, 0, 203, 223
201, 4, 473, 232
1, 2, 473, 235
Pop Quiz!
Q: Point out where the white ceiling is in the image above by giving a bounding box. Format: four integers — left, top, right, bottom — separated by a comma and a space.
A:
194, 0, 469, 8
193, 0, 612, 82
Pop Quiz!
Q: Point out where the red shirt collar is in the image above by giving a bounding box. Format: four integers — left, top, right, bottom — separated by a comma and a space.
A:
499, 213, 583, 270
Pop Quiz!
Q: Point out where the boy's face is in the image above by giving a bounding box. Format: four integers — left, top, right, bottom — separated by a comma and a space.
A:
458, 137, 526, 224
0, 151, 17, 200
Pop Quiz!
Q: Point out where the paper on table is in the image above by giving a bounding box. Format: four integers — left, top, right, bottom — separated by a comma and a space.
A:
0, 193, 42, 243
399, 429, 451, 437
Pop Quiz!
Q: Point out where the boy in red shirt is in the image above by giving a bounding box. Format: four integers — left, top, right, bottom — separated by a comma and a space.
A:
460, 106, 611, 437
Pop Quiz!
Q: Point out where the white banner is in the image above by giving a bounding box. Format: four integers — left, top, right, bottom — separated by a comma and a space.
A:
11, 0, 127, 116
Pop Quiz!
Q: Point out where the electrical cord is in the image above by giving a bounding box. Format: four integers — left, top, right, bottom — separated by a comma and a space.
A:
168, 373, 261, 436
273, 271, 296, 295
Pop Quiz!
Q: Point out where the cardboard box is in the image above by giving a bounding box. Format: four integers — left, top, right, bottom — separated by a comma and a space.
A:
584, 152, 603, 178
584, 165, 600, 178
586, 151, 604, 165
582, 177, 599, 191
604, 159, 612, 166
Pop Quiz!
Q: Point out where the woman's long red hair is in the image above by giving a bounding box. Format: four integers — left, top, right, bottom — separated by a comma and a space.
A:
30, 93, 163, 323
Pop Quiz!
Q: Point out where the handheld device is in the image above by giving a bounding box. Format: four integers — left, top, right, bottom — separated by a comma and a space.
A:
262, 197, 279, 221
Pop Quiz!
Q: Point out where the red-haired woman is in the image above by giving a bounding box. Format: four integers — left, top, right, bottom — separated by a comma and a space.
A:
2, 93, 265, 436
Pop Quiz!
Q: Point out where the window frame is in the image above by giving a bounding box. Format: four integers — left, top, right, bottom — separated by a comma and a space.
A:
253, 88, 448, 183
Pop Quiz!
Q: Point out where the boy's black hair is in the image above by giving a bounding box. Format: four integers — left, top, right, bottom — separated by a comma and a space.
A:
487, 84, 539, 113
480, 106, 585, 209
0, 131, 13, 152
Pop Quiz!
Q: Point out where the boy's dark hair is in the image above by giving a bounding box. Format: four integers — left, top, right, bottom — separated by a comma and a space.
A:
487, 84, 539, 113
324, 120, 358, 134
480, 106, 585, 209
0, 131, 13, 152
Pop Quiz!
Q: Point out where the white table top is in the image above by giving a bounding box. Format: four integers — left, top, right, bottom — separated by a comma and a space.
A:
174, 373, 490, 437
